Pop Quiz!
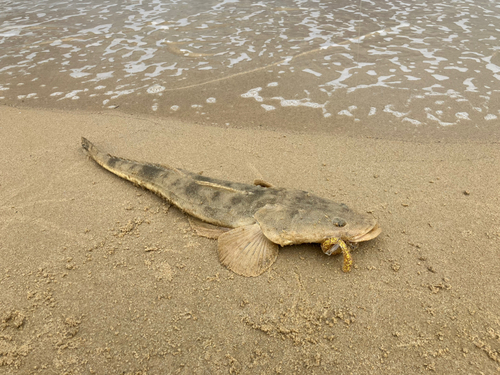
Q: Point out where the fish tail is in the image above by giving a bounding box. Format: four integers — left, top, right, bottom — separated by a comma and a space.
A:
81, 137, 175, 198
81, 137, 117, 173
81, 137, 99, 158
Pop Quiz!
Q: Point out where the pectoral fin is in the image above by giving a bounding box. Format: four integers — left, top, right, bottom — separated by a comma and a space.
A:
217, 224, 279, 277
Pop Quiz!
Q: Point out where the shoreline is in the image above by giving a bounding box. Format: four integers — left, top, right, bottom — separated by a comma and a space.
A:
4, 102, 500, 144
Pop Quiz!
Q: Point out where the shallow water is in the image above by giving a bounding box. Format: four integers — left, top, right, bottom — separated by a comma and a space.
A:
1, 0, 499, 139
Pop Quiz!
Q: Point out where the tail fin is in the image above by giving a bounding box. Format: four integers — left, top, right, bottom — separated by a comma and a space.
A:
81, 136, 99, 156
81, 137, 113, 171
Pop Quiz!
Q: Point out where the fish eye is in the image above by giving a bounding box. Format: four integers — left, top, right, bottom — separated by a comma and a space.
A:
332, 218, 346, 227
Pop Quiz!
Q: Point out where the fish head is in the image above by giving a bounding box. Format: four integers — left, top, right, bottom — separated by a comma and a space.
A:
255, 202, 380, 247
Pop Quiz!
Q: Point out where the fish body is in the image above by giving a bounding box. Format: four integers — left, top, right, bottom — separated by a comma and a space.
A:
81, 138, 381, 276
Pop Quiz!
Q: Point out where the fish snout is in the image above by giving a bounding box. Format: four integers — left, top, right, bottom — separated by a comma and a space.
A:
349, 223, 381, 243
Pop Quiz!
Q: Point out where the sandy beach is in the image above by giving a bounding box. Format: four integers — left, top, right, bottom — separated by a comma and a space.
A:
2, 0, 500, 372
1, 104, 499, 373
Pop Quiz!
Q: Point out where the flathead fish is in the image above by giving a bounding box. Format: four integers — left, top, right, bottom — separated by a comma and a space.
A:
81, 138, 381, 277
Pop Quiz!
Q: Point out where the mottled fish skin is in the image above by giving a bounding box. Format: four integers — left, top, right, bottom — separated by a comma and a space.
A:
81, 138, 379, 246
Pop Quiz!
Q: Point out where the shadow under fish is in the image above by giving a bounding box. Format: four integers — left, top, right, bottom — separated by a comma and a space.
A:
81, 137, 381, 277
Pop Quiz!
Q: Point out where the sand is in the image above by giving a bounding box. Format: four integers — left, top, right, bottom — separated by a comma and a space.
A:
1, 104, 499, 374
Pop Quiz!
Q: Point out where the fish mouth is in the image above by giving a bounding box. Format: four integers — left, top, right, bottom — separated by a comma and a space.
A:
349, 223, 381, 243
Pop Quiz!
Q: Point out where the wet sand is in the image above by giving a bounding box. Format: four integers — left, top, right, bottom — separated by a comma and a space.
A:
1, 105, 499, 373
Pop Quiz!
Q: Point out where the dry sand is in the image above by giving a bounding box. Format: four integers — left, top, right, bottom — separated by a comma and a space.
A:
1, 105, 499, 374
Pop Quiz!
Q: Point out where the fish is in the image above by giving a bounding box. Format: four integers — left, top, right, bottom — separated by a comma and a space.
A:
81, 137, 381, 277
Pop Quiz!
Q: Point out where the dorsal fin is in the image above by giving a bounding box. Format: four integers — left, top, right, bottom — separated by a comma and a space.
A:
195, 180, 251, 194
253, 179, 274, 188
